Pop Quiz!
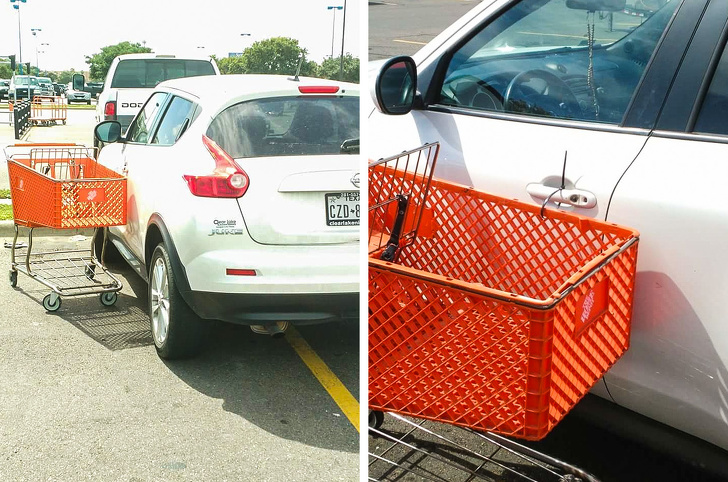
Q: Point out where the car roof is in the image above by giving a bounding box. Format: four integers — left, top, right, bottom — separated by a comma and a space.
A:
114, 53, 213, 62
157, 74, 358, 113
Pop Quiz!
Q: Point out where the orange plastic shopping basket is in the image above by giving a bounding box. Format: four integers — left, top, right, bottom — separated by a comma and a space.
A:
6, 144, 127, 229
369, 147, 639, 441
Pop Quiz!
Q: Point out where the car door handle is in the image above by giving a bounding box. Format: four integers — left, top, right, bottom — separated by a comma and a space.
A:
526, 183, 597, 209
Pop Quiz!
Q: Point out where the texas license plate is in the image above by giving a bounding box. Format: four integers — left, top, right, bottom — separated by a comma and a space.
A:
326, 192, 360, 226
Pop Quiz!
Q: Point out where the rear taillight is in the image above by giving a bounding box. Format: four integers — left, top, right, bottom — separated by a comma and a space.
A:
104, 101, 116, 118
183, 135, 249, 198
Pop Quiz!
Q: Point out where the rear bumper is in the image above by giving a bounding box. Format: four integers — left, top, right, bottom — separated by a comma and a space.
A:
182, 290, 359, 325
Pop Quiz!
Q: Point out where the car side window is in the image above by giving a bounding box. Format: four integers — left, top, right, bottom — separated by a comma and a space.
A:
126, 92, 168, 144
693, 44, 728, 136
151, 96, 195, 146
436, 0, 678, 124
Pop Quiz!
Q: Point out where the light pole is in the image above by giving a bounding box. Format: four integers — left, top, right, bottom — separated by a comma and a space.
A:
339, 0, 347, 80
39, 43, 49, 72
240, 33, 251, 52
10, 0, 28, 73
31, 28, 41, 74
327, 6, 342, 59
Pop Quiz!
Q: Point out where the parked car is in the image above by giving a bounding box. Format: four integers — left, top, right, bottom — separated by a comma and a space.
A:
0, 79, 9, 101
93, 74, 360, 359
52, 82, 65, 96
65, 83, 91, 104
37, 77, 54, 97
9, 75, 40, 100
85, 81, 103, 98
368, 0, 728, 469
95, 53, 220, 136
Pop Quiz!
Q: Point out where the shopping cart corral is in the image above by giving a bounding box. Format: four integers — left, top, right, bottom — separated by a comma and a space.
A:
368, 144, 639, 481
5, 143, 127, 311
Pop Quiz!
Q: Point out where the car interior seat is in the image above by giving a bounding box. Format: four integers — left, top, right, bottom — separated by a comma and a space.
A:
286, 103, 334, 144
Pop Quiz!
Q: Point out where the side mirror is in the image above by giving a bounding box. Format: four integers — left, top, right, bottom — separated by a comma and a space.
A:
95, 121, 122, 143
72, 73, 85, 92
565, 0, 625, 11
373, 56, 418, 115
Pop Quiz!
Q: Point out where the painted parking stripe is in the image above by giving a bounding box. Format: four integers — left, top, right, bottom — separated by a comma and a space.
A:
393, 39, 428, 46
286, 326, 360, 432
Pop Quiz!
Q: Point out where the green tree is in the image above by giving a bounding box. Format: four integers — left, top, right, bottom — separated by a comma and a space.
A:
85, 41, 152, 81
317, 54, 359, 83
238, 37, 317, 76
0, 64, 12, 79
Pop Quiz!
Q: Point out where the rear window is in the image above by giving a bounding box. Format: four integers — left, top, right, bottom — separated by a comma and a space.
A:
110, 59, 215, 88
206, 96, 359, 158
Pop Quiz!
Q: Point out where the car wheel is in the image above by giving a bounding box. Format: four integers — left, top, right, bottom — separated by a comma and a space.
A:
149, 243, 207, 359
86, 100, 91, 105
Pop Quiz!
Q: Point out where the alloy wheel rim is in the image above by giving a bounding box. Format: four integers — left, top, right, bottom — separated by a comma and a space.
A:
150, 257, 170, 345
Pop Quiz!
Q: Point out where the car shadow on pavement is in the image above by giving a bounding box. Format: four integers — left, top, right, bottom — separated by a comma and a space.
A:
162, 321, 360, 453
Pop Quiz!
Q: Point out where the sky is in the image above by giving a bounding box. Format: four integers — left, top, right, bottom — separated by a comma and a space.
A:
0, 0, 362, 74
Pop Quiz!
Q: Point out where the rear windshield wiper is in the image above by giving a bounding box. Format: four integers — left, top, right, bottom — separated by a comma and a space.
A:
340, 138, 359, 154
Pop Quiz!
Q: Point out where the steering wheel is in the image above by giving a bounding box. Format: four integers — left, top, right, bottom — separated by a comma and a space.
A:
503, 69, 581, 119
442, 75, 504, 111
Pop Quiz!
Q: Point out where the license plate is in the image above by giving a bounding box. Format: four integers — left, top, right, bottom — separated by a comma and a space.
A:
326, 192, 360, 226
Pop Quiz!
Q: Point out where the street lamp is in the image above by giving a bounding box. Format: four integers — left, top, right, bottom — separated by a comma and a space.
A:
339, 0, 347, 81
31, 28, 42, 74
327, 6, 342, 59
10, 0, 28, 73
39, 42, 49, 72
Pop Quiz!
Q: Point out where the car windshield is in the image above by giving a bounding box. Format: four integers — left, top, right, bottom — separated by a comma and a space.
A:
15, 76, 36, 86
206, 96, 360, 158
110, 59, 216, 88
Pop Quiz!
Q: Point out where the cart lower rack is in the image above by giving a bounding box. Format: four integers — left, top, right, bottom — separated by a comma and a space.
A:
5, 143, 127, 311
369, 412, 599, 482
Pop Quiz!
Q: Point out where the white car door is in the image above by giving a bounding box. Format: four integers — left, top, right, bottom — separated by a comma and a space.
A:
604, 6, 728, 450
110, 92, 170, 263
369, 0, 681, 221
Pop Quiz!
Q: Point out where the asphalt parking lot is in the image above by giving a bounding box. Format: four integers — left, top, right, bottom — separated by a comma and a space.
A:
0, 109, 360, 481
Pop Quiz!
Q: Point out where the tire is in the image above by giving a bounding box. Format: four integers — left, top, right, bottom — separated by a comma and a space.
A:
86, 100, 91, 105
92, 228, 121, 264
100, 291, 118, 307
148, 243, 207, 359
42, 293, 62, 312
369, 410, 385, 430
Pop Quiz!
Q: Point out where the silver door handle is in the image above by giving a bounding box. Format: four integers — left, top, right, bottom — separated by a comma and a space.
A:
526, 183, 597, 209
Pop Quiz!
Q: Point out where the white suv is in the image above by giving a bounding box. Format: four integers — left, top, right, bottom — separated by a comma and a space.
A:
95, 53, 220, 136
94, 74, 360, 359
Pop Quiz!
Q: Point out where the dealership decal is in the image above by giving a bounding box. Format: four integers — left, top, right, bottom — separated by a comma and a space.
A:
209, 219, 243, 236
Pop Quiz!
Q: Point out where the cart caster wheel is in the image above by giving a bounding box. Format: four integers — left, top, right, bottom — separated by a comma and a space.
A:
42, 293, 62, 312
369, 410, 384, 430
85, 265, 96, 280
9, 270, 17, 288
100, 291, 118, 307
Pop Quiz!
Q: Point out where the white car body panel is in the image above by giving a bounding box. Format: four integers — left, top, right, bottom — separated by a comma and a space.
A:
605, 134, 728, 450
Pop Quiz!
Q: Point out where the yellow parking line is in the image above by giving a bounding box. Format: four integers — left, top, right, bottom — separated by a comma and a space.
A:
286, 326, 360, 432
393, 39, 428, 46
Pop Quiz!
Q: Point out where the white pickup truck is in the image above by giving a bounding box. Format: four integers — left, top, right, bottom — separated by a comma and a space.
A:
94, 53, 220, 137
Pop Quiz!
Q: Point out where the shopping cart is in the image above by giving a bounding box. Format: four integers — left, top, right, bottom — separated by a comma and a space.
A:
368, 144, 639, 441
30, 96, 68, 126
5, 143, 127, 311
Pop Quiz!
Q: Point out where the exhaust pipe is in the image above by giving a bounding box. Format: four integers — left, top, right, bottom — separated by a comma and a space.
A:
250, 321, 290, 338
